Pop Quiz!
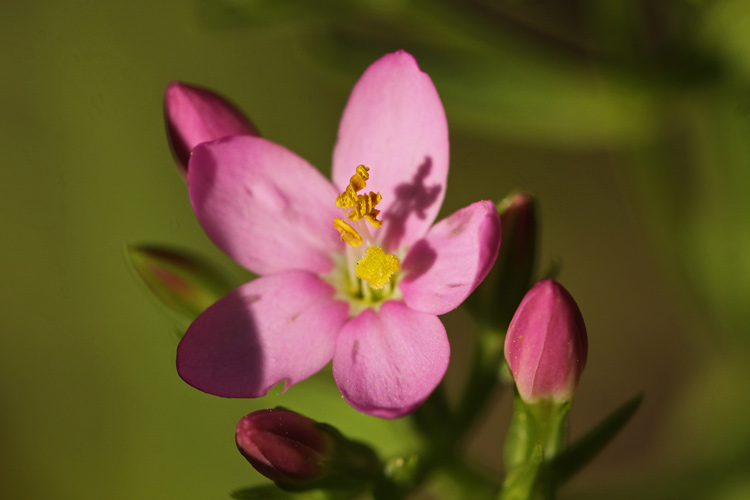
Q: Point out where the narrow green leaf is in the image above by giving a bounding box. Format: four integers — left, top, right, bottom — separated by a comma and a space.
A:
549, 393, 643, 484
538, 259, 561, 282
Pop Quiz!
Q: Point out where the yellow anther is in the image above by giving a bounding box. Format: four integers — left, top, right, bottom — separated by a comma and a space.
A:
348, 191, 382, 224
337, 165, 369, 208
364, 213, 382, 228
336, 188, 356, 210
355, 164, 369, 179
355, 246, 401, 290
333, 218, 362, 247
336, 165, 383, 228
353, 164, 369, 186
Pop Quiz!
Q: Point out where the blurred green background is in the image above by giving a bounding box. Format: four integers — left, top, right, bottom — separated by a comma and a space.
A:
2, 0, 750, 498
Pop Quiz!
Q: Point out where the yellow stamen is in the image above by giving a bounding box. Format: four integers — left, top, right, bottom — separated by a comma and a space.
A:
355, 246, 401, 290
348, 191, 383, 228
333, 218, 363, 246
335, 165, 383, 228
335, 166, 368, 209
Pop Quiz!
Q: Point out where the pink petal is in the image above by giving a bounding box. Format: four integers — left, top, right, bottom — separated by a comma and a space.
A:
332, 301, 449, 418
189, 135, 343, 275
332, 51, 449, 252
400, 200, 502, 315
177, 271, 349, 398
164, 82, 259, 174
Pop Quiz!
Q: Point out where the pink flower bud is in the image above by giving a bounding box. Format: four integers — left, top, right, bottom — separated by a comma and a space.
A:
498, 192, 536, 271
235, 408, 330, 484
504, 279, 588, 403
491, 191, 537, 324
164, 82, 259, 174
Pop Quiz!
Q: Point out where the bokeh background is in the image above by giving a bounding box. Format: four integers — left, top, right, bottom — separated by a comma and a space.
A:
3, 1, 750, 498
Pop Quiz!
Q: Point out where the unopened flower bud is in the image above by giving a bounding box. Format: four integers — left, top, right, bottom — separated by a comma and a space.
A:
236, 408, 329, 484
463, 192, 536, 326
498, 192, 535, 269
164, 82, 259, 174
504, 279, 588, 403
125, 245, 233, 324
235, 408, 382, 491
492, 191, 537, 325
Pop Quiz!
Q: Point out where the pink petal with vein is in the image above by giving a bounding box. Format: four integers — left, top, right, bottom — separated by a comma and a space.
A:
332, 301, 449, 418
332, 51, 449, 252
189, 136, 342, 275
400, 201, 501, 315
177, 271, 349, 398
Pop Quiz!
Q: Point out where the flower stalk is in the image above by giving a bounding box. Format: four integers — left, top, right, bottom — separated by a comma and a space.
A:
500, 279, 588, 499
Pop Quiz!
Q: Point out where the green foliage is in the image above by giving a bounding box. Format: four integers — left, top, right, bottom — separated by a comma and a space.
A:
549, 394, 643, 485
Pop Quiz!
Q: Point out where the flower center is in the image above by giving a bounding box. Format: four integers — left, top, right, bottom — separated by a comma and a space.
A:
356, 247, 401, 290
333, 165, 401, 291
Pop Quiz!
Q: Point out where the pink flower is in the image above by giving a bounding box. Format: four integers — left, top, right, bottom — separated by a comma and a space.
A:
176, 51, 502, 418
504, 279, 588, 403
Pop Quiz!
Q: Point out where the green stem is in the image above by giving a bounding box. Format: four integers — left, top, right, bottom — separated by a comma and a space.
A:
411, 325, 506, 454
501, 395, 571, 500
411, 383, 456, 449
532, 400, 570, 500
528, 401, 570, 461
455, 327, 507, 435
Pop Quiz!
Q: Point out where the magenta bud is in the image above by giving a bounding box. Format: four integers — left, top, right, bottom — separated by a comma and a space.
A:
492, 191, 538, 324
498, 192, 536, 269
235, 409, 330, 484
504, 279, 588, 403
164, 81, 259, 174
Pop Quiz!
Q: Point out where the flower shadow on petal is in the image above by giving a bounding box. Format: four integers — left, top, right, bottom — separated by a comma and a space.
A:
177, 287, 266, 398
178, 272, 346, 398
400, 240, 438, 281
381, 157, 442, 251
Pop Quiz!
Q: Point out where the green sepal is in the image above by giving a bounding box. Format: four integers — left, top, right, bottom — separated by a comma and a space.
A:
125, 244, 235, 332
547, 393, 643, 485
372, 454, 423, 500
538, 259, 561, 282
262, 415, 382, 496
504, 392, 571, 471
315, 422, 382, 482
503, 393, 535, 471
